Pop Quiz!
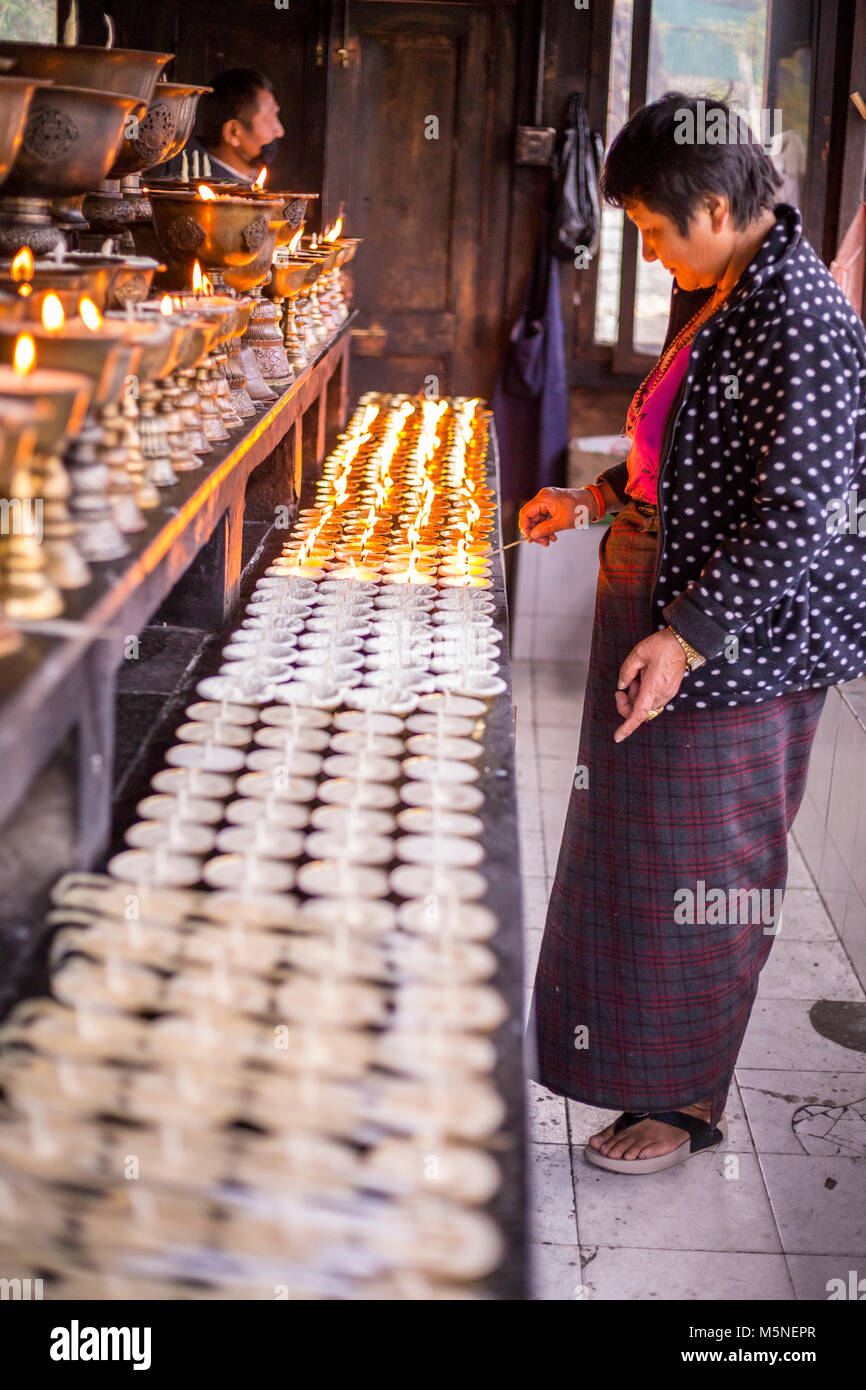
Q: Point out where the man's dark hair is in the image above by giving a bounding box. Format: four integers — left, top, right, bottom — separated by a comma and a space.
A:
196, 69, 274, 148
600, 91, 784, 235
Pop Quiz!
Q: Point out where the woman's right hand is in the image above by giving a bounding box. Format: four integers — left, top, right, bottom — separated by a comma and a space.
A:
518, 487, 596, 546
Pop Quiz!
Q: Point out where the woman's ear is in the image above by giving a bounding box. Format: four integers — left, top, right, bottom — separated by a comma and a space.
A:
704, 193, 729, 231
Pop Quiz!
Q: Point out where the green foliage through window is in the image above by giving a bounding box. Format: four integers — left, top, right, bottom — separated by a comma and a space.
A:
0, 0, 56, 43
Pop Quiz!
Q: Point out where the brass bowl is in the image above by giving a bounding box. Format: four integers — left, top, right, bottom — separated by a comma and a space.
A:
62, 253, 164, 309
0, 288, 28, 323
297, 242, 340, 274
191, 185, 319, 236
333, 236, 362, 267
111, 82, 212, 178
166, 313, 221, 372
0, 363, 92, 454
2, 85, 146, 198
0, 261, 114, 316
0, 324, 141, 407
0, 43, 172, 104
264, 259, 318, 300
0, 397, 45, 480
102, 314, 177, 383
149, 189, 286, 269
220, 220, 282, 293
170, 293, 244, 344
125, 301, 222, 372
0, 76, 42, 189
228, 297, 255, 338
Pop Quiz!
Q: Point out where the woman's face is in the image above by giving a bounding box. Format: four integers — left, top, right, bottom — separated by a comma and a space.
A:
625, 198, 733, 291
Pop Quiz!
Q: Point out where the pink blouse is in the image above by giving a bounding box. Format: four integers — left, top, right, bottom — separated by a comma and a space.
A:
625, 339, 692, 504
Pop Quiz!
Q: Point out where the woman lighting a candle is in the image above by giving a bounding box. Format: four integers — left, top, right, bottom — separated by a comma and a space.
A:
522, 92, 866, 1173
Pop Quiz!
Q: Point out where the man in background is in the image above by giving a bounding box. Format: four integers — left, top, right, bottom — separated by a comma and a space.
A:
155, 68, 284, 184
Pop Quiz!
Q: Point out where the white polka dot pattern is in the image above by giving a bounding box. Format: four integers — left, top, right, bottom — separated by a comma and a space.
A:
602, 204, 866, 709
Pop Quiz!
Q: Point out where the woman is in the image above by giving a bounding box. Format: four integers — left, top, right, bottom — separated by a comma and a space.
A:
522, 92, 866, 1174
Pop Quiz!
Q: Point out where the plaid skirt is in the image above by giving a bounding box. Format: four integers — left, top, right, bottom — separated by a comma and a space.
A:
526, 499, 827, 1129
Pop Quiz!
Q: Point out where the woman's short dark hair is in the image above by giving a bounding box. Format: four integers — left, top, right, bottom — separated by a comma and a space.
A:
600, 91, 784, 235
197, 69, 274, 148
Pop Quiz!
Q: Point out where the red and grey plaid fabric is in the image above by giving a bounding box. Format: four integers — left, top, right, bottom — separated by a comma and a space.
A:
527, 502, 827, 1129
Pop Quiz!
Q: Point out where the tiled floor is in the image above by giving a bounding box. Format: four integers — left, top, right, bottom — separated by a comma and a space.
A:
513, 655, 866, 1301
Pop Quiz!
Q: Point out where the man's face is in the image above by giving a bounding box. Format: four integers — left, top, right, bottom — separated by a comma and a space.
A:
224, 88, 284, 162
625, 197, 734, 291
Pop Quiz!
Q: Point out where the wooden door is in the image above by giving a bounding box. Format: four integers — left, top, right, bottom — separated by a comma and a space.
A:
323, 0, 517, 397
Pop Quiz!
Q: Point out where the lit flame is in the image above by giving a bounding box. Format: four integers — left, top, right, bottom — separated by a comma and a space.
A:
324, 217, 343, 242
41, 294, 65, 332
78, 297, 102, 331
191, 261, 214, 294
253, 167, 268, 191
288, 228, 303, 254
10, 247, 33, 282
13, 332, 36, 375
198, 184, 216, 201
160, 294, 174, 315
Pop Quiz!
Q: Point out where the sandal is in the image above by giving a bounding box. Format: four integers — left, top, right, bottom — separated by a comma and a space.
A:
583, 1109, 727, 1175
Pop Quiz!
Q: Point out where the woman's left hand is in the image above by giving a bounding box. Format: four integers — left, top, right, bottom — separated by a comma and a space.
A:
614, 631, 688, 742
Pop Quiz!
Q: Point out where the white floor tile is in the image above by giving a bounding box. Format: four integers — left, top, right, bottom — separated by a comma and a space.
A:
522, 875, 550, 934
533, 663, 588, 727
786, 1254, 866, 1300
757, 1154, 866, 1254
529, 1241, 584, 1300
541, 801, 568, 853
528, 1142, 578, 1244
572, 1150, 783, 1253
565, 1099, 622, 1147
739, 999, 866, 1073
578, 1247, 795, 1301
523, 926, 542, 976
525, 1079, 569, 1144
738, 1070, 866, 1157
757, 939, 865, 1002
776, 890, 838, 942
787, 838, 814, 889
536, 755, 577, 798
535, 719, 583, 750
519, 831, 545, 881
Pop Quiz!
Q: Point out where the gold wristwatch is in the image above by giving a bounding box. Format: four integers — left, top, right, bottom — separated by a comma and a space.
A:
667, 625, 706, 672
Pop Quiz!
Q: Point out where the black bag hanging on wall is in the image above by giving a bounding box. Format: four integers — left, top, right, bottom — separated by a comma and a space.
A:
550, 92, 604, 262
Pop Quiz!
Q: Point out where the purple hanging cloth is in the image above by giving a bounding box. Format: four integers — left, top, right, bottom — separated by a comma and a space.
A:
493, 205, 568, 503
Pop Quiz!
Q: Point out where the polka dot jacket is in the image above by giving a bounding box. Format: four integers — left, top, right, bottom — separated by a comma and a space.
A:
597, 202, 866, 709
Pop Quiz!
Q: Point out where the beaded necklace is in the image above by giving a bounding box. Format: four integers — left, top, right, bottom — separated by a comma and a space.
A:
623, 282, 731, 438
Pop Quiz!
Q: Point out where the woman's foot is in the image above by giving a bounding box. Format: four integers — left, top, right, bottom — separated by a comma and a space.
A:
587, 1099, 719, 1161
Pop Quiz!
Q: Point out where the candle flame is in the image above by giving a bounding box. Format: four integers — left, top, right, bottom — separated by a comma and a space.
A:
324, 217, 343, 242
13, 332, 36, 375
160, 294, 174, 315
192, 261, 204, 293
10, 247, 33, 282
288, 228, 303, 253
198, 184, 217, 201
41, 294, 64, 332
253, 167, 268, 191
78, 297, 102, 331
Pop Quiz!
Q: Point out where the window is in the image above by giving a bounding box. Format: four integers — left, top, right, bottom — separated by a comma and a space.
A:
0, 0, 55, 41
593, 0, 815, 363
